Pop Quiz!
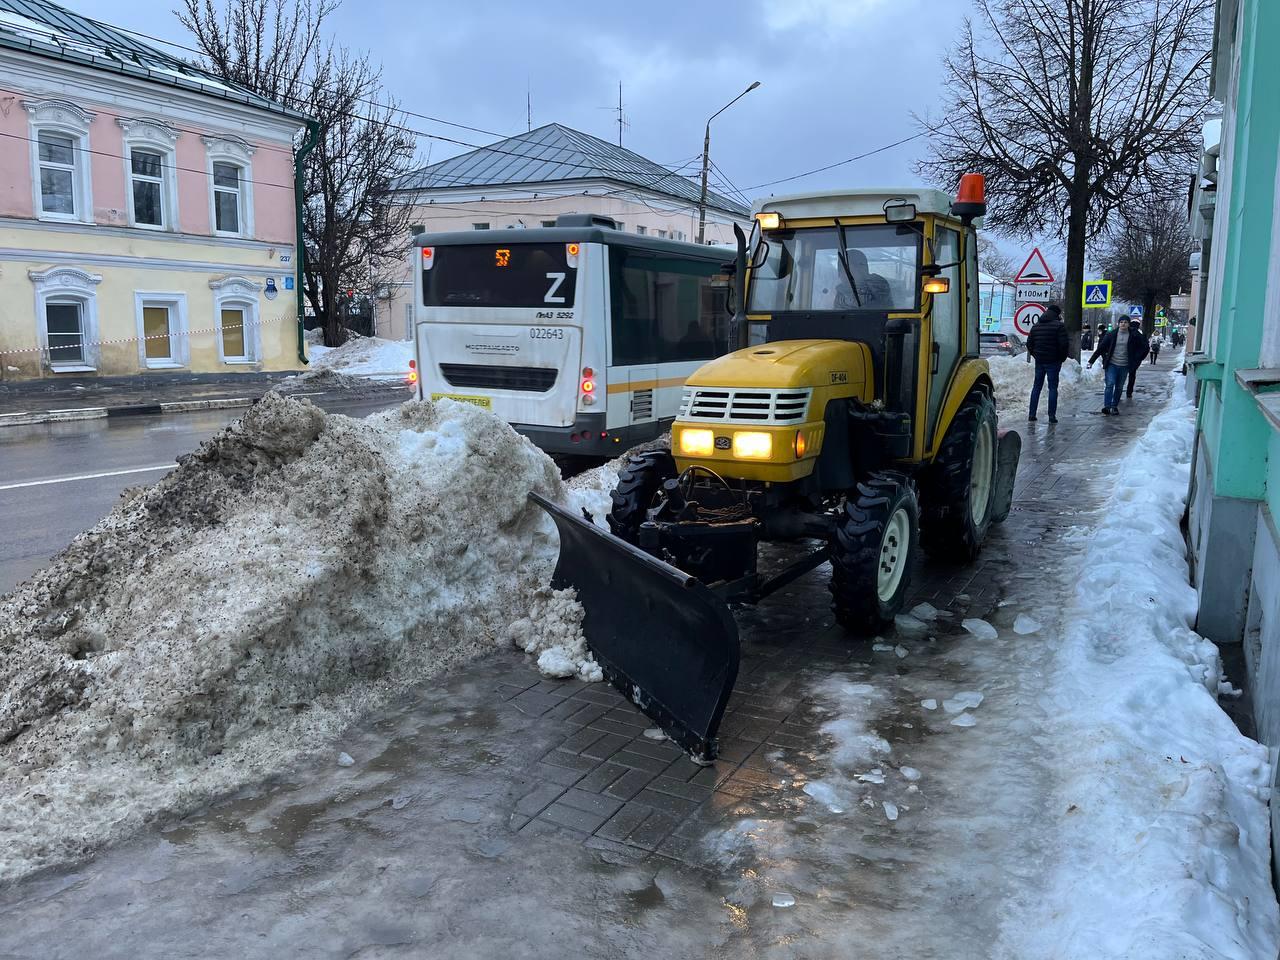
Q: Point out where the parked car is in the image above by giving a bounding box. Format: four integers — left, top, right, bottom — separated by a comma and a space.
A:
980, 332, 1025, 357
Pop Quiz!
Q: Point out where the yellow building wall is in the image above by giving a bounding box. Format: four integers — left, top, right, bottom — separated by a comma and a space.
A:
0, 224, 302, 379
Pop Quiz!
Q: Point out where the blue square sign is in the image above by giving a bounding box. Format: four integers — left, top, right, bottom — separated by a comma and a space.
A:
1083, 280, 1112, 308
284, 276, 294, 290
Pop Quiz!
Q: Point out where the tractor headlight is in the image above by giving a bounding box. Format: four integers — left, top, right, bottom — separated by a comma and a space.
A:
732, 431, 773, 460
678, 428, 715, 457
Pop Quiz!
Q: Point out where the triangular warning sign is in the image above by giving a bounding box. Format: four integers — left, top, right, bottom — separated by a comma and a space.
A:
1014, 247, 1055, 283
1086, 285, 1107, 304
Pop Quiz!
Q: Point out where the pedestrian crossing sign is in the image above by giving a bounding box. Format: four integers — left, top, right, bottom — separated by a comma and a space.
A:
1083, 280, 1112, 308
1129, 304, 1143, 319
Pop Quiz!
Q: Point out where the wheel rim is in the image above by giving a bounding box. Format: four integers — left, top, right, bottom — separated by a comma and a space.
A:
877, 506, 911, 603
970, 421, 995, 526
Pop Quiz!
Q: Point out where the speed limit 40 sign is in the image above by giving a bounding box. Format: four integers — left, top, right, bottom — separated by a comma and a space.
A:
1013, 302, 1044, 336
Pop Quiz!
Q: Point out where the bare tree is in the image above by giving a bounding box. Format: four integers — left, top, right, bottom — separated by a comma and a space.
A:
917, 0, 1211, 355
976, 234, 1017, 279
1096, 201, 1192, 335
179, 0, 417, 347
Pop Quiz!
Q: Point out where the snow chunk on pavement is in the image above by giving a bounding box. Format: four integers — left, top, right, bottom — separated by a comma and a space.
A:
811, 679, 891, 768
942, 691, 984, 714
883, 801, 899, 822
920, 699, 938, 711
772, 892, 796, 908
899, 766, 922, 782
337, 752, 355, 767
949, 713, 977, 728
893, 614, 929, 635
0, 394, 567, 882
802, 780, 846, 813
505, 587, 603, 682
910, 601, 940, 621
1013, 614, 1043, 635
961, 618, 999, 640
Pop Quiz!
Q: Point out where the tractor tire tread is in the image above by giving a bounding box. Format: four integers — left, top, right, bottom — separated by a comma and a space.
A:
829, 471, 919, 634
920, 390, 997, 563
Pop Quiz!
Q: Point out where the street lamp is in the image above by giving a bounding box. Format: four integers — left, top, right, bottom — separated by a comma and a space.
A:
697, 80, 761, 245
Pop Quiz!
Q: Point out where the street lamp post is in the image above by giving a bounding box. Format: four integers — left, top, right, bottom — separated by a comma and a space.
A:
697, 80, 760, 245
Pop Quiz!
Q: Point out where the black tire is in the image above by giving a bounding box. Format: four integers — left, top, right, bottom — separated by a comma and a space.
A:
921, 391, 998, 563
607, 450, 676, 543
829, 473, 919, 633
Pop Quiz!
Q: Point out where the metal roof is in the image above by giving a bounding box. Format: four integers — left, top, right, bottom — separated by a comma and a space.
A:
392, 122, 748, 217
412, 224, 734, 257
0, 0, 310, 123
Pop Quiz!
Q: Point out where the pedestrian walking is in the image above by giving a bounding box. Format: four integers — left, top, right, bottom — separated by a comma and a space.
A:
1081, 325, 1094, 352
1025, 303, 1069, 423
1088, 316, 1150, 414
1150, 338, 1161, 364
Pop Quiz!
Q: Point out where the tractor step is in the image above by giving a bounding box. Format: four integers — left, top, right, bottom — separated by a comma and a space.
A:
529, 492, 740, 762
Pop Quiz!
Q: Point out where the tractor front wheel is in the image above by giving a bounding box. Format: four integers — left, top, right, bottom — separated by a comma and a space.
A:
921, 391, 998, 563
829, 473, 919, 633
607, 450, 676, 544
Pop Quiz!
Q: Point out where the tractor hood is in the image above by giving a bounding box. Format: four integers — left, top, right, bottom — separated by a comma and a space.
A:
687, 339, 873, 398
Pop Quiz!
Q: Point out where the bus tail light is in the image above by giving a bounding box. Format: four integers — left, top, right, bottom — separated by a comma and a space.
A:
407, 359, 418, 385
566, 242, 580, 268
421, 246, 435, 270
580, 372, 596, 405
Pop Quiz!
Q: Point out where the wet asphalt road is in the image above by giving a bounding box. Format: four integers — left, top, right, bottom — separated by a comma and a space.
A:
0, 397, 401, 595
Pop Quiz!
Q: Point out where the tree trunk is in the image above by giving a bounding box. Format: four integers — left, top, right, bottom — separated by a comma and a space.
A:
322, 280, 344, 348
1062, 191, 1090, 360
1142, 294, 1156, 338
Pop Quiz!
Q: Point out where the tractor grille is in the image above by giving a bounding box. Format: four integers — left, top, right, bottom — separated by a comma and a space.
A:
678, 387, 811, 424
439, 363, 557, 392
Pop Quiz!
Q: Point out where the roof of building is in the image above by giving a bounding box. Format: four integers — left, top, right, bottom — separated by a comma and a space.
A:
392, 122, 748, 217
0, 0, 310, 123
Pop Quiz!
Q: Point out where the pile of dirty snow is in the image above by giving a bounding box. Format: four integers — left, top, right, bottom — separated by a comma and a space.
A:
308, 334, 414, 379
0, 393, 588, 880
987, 355, 1100, 414
996, 375, 1280, 958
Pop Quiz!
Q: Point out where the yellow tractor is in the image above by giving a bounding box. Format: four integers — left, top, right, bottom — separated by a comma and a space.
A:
532, 175, 1020, 760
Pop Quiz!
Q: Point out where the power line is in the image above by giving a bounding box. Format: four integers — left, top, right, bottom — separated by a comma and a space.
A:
743, 133, 926, 190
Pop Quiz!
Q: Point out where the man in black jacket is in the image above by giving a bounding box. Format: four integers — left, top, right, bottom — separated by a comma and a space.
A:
1025, 303, 1070, 423
1088, 316, 1150, 413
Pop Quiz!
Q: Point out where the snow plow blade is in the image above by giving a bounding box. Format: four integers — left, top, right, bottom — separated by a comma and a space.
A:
991, 427, 1021, 524
530, 492, 739, 762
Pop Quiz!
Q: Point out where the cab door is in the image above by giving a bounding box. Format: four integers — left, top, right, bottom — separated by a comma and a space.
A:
925, 225, 963, 449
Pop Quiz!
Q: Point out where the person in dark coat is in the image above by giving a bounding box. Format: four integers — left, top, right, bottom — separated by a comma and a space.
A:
1025, 303, 1070, 423
1088, 316, 1150, 414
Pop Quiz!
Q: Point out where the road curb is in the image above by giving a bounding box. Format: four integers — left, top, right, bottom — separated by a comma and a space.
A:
0, 396, 258, 428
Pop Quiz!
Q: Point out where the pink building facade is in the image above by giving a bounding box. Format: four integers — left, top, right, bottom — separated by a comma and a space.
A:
0, 4, 310, 380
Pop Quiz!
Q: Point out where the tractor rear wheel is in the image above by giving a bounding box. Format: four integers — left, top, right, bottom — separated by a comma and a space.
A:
829, 473, 919, 633
607, 450, 676, 544
921, 391, 998, 563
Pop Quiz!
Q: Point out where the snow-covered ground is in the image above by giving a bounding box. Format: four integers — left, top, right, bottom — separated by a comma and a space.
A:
987, 354, 1102, 414
0, 395, 594, 881
997, 375, 1278, 959
307, 333, 414, 380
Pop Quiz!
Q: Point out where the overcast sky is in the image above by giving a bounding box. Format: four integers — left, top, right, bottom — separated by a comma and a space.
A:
76, 0, 1043, 261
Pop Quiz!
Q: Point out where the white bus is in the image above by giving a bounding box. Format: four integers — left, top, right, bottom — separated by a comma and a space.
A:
411, 215, 732, 459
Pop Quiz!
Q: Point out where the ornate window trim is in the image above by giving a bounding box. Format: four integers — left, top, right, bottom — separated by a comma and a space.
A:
23, 98, 95, 223
210, 275, 263, 364
202, 135, 255, 239
118, 117, 180, 231
133, 290, 190, 369
29, 265, 103, 371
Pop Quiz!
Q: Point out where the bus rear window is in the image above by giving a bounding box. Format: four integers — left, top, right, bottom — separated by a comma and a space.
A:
423, 243, 576, 308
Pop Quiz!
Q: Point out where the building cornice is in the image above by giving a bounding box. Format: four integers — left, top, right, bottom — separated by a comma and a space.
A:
0, 47, 302, 146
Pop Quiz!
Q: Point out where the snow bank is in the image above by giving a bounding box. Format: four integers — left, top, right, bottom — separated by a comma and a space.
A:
308, 334, 414, 379
987, 355, 1100, 413
0, 394, 576, 881
999, 377, 1280, 959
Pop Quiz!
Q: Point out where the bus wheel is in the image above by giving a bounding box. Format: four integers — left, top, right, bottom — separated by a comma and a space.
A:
829, 473, 919, 633
607, 450, 676, 544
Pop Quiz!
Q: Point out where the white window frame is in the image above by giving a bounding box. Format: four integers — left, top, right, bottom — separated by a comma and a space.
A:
210, 276, 263, 364
29, 266, 102, 372
134, 291, 190, 369
118, 118, 180, 232
23, 99, 95, 224
203, 135, 255, 239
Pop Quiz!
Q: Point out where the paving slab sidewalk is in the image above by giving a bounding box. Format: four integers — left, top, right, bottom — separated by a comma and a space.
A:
0, 360, 1186, 959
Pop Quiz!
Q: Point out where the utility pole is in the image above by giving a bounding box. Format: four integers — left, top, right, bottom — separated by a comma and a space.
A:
617, 82, 623, 146
526, 80, 532, 132
697, 80, 760, 245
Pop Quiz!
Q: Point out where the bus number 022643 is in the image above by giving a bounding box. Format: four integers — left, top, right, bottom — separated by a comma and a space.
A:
530, 327, 566, 340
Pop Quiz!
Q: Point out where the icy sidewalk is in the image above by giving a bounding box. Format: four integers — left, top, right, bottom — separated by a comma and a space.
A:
996, 375, 1278, 959
1, 358, 1273, 959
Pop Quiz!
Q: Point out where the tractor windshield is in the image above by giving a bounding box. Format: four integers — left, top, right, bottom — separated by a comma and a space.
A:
748, 224, 921, 313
